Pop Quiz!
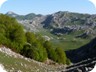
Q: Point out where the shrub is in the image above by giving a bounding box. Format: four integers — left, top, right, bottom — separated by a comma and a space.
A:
55, 47, 67, 64
43, 41, 57, 62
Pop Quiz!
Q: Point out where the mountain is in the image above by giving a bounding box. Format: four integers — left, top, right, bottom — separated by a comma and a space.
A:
6, 11, 96, 39
6, 11, 18, 17
6, 11, 42, 20
6, 11, 96, 51
41, 11, 96, 39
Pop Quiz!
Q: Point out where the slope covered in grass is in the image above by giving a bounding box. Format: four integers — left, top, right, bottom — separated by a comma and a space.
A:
0, 46, 66, 72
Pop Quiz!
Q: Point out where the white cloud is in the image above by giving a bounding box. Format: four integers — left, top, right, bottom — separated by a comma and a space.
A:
89, 0, 96, 8
0, 0, 7, 8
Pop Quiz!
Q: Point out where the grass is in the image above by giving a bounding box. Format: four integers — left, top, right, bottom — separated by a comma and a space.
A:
51, 38, 89, 51
37, 29, 90, 51
0, 50, 66, 72
0, 52, 45, 72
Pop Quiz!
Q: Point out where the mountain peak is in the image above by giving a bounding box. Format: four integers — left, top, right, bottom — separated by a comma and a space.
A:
6, 11, 15, 14
6, 11, 18, 17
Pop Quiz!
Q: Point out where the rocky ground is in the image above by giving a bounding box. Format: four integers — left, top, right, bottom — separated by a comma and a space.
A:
0, 46, 66, 72
65, 58, 96, 72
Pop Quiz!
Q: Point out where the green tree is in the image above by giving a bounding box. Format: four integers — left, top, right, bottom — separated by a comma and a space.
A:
25, 32, 36, 44
33, 42, 48, 62
0, 14, 26, 52
44, 41, 57, 61
66, 58, 71, 65
55, 47, 67, 64
24, 32, 48, 62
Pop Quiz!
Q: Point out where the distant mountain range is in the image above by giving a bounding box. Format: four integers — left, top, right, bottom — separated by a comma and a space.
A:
6, 11, 42, 20
6, 11, 96, 39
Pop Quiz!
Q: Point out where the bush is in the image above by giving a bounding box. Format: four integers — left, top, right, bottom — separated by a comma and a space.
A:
43, 41, 57, 61
66, 58, 71, 65
25, 32, 36, 44
55, 47, 67, 64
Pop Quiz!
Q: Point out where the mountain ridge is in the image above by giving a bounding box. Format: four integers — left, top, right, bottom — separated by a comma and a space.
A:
6, 11, 96, 39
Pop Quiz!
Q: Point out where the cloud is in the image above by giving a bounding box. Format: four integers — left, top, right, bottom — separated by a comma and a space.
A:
0, 0, 7, 8
89, 0, 96, 8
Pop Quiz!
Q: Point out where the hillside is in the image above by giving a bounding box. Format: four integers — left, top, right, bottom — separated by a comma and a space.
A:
64, 38, 96, 72
0, 38, 96, 72
0, 46, 66, 72
66, 38, 96, 63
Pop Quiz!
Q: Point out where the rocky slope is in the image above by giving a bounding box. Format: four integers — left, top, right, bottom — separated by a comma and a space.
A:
6, 11, 96, 38
0, 45, 95, 72
0, 46, 66, 72
64, 57, 96, 72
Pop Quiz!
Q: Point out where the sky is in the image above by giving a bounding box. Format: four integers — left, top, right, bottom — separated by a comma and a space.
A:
0, 0, 96, 15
